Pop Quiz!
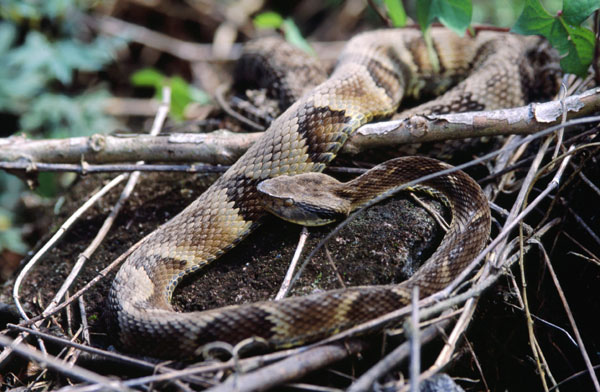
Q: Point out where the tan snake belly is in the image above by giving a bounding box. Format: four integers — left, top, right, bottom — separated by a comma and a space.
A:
108, 28, 554, 359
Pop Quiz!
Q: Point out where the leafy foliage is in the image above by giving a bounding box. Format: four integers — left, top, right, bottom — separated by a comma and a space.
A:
512, 0, 598, 77
0, 1, 126, 138
130, 68, 211, 121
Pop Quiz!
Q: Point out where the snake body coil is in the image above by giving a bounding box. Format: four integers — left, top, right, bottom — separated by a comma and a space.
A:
108, 28, 553, 358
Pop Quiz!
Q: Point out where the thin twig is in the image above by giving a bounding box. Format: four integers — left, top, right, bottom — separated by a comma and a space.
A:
276, 227, 309, 300
409, 287, 420, 392
324, 246, 346, 288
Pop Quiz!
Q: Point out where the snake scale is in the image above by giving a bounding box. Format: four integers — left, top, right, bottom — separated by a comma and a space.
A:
108, 28, 556, 359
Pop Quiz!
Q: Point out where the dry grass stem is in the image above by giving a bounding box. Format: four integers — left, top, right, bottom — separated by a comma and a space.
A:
276, 227, 309, 299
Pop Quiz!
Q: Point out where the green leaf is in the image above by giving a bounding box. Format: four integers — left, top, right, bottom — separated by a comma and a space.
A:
562, 0, 599, 26
384, 0, 406, 27
512, 0, 555, 36
282, 18, 315, 56
169, 76, 192, 120
253, 11, 284, 29
417, 0, 472, 35
560, 25, 596, 77
131, 68, 165, 90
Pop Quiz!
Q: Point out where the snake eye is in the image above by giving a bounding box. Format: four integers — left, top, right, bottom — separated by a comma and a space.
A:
284, 198, 294, 207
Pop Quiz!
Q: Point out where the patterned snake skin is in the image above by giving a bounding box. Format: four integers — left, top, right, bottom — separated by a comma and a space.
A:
108, 28, 554, 358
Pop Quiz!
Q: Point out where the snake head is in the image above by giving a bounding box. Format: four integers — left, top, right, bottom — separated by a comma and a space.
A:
257, 173, 351, 226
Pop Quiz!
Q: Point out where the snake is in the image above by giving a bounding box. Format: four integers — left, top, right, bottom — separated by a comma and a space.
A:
107, 28, 557, 359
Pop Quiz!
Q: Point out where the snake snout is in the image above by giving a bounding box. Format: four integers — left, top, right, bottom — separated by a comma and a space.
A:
257, 176, 347, 226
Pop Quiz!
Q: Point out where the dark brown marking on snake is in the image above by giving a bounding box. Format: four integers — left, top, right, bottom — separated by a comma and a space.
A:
365, 52, 404, 99
225, 176, 264, 222
296, 105, 353, 162
430, 37, 446, 74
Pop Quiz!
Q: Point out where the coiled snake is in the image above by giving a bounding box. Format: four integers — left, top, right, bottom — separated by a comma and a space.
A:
108, 28, 556, 358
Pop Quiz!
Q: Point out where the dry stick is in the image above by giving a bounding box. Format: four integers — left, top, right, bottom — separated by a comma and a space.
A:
345, 88, 600, 153
409, 287, 420, 392
0, 131, 261, 166
284, 383, 342, 392
23, 335, 322, 391
552, 77, 569, 160
347, 319, 452, 392
276, 227, 310, 300
0, 161, 368, 175
513, 93, 571, 389
205, 341, 367, 392
533, 239, 600, 391
30, 326, 83, 388
2, 88, 599, 166
0, 335, 128, 391
0, 161, 229, 174
10, 174, 126, 319
410, 194, 449, 232
67, 297, 91, 368
324, 246, 346, 288
562, 232, 600, 265
463, 338, 489, 391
